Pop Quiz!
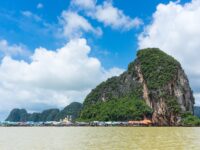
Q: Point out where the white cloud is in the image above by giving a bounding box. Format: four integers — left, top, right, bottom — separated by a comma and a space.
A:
59, 11, 102, 38
37, 3, 43, 9
94, 2, 143, 30
21, 11, 41, 21
21, 11, 32, 17
0, 40, 30, 58
194, 93, 200, 106
0, 38, 124, 119
71, 0, 142, 30
138, 0, 200, 105
71, 0, 96, 9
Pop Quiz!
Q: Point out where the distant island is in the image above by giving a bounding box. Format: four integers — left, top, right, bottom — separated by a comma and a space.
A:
6, 102, 82, 122
5, 48, 200, 126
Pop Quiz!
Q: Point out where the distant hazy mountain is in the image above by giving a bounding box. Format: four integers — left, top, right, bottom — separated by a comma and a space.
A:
6, 102, 82, 122
5, 109, 28, 122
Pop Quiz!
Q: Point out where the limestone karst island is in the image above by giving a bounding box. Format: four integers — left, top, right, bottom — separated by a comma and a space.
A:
2, 0, 200, 149
3, 48, 199, 127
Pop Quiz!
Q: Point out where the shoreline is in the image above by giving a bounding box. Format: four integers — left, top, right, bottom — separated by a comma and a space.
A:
0, 125, 198, 127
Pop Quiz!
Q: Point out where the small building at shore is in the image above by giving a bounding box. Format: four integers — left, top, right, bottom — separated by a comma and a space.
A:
128, 119, 152, 126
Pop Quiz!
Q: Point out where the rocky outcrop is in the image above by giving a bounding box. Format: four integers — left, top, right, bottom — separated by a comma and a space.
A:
6, 109, 28, 122
134, 49, 194, 125
82, 48, 195, 125
135, 63, 194, 125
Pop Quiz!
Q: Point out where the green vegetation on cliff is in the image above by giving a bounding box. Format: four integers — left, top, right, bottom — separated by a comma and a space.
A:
81, 58, 146, 121
137, 48, 180, 90
83, 61, 144, 108
166, 96, 181, 115
181, 113, 200, 126
80, 95, 152, 121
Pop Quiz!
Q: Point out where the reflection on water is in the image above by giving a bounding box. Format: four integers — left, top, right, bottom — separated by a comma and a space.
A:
0, 127, 199, 150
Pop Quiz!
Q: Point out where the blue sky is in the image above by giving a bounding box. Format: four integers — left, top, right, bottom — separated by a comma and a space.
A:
0, 0, 200, 120
0, 0, 189, 68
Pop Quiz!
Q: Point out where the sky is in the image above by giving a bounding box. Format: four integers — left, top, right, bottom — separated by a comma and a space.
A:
0, 0, 199, 120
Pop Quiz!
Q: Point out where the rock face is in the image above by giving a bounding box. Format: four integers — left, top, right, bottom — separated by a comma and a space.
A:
136, 48, 194, 125
136, 64, 194, 125
81, 48, 194, 125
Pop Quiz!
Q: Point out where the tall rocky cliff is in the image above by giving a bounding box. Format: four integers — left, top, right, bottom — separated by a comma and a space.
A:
81, 48, 194, 125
